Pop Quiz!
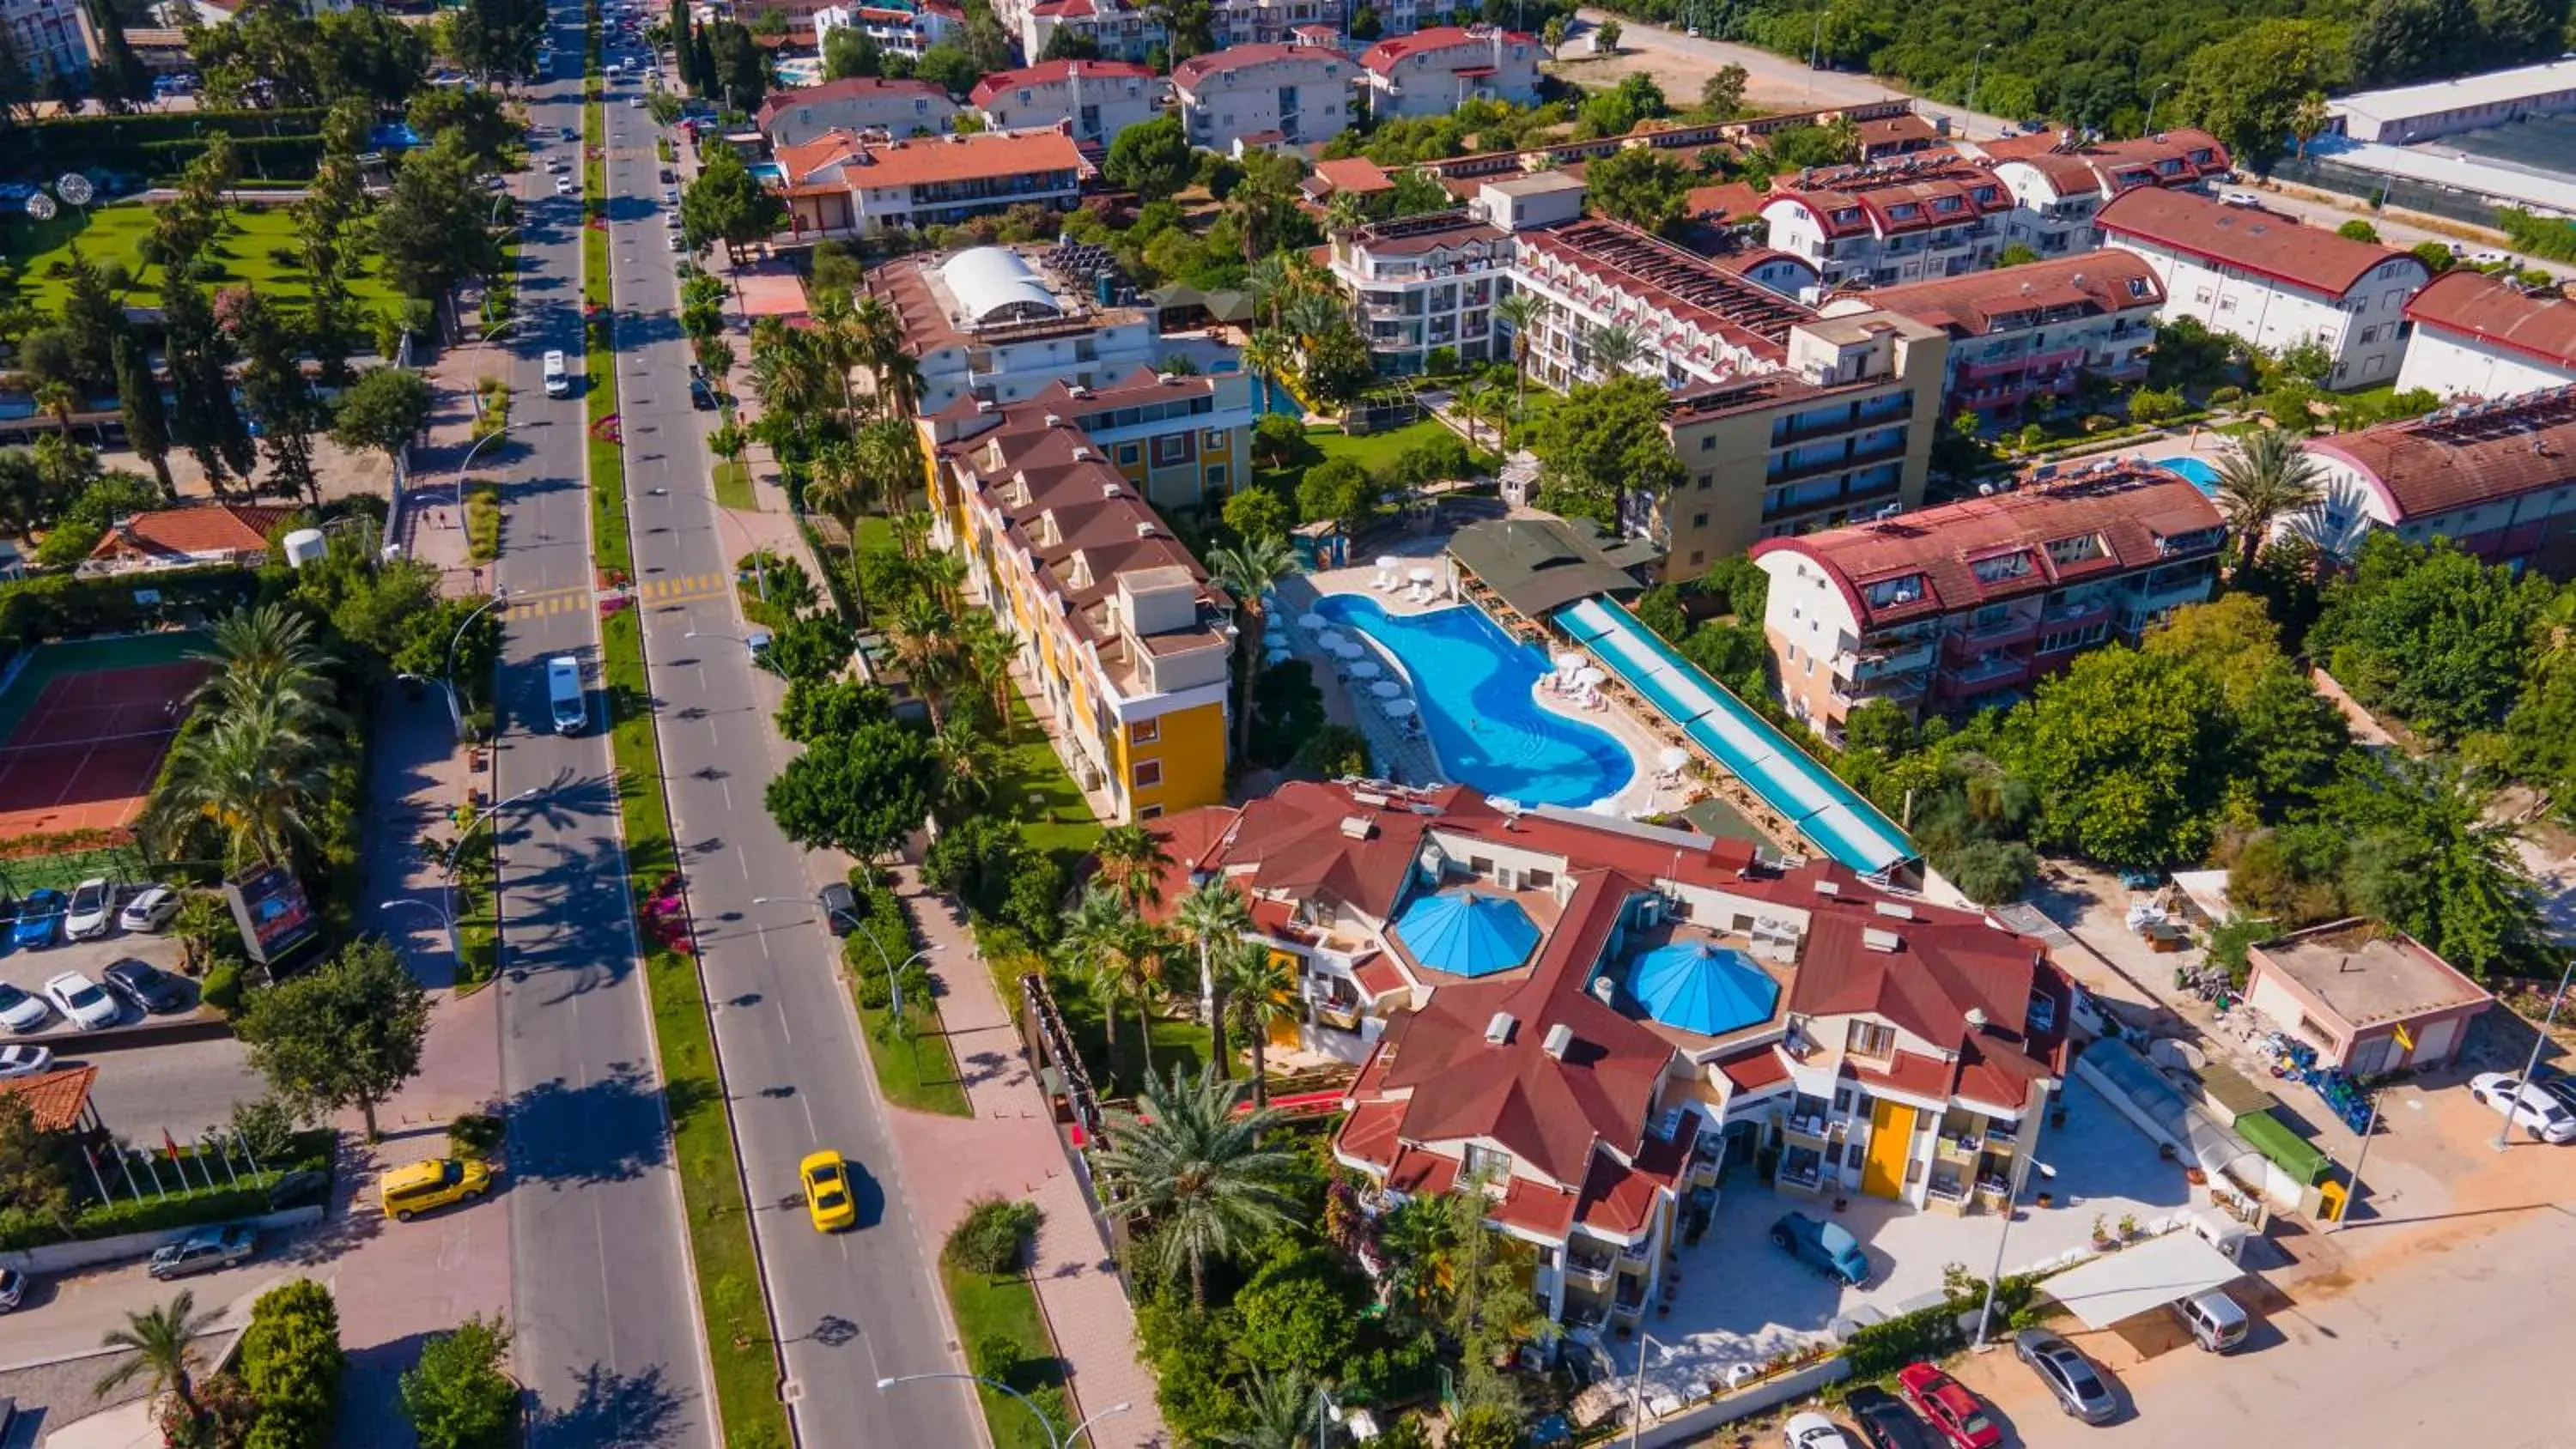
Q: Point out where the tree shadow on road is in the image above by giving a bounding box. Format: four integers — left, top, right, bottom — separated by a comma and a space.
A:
527, 1361, 696, 1449
503, 1059, 674, 1186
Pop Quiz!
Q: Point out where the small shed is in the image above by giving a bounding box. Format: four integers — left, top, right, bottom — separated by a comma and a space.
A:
2244, 919, 2492, 1075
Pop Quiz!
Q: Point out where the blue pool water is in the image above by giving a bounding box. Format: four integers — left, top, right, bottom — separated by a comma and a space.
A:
747, 162, 786, 185
2154, 455, 2221, 495
1315, 595, 1634, 809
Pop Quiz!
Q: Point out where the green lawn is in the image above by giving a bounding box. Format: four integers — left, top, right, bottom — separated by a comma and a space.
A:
1253, 416, 1479, 498
0, 202, 400, 314
940, 1263, 1067, 1449
995, 694, 1102, 869
848, 977, 971, 1117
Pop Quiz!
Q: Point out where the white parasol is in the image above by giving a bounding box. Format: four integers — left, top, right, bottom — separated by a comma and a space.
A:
1313, 627, 1346, 649
1369, 679, 1404, 699
1554, 651, 1586, 674
1382, 696, 1419, 718
1332, 640, 1365, 659
1658, 746, 1691, 773
1577, 665, 1607, 688
1297, 613, 1328, 630
1349, 659, 1382, 680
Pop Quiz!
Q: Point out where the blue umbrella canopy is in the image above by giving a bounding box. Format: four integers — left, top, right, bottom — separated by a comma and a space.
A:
1394, 892, 1540, 979
1626, 943, 1777, 1036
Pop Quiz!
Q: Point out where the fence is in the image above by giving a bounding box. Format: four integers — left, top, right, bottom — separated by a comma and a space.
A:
1631, 1356, 1850, 1447
1018, 970, 1103, 1149
2269, 155, 2506, 232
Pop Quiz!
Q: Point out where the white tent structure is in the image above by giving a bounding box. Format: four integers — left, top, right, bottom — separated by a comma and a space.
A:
2035, 1232, 2245, 1332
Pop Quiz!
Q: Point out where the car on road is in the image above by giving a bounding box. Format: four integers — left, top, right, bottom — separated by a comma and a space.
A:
629, 95, 642, 107
380, 1156, 495, 1220
817, 881, 858, 935
0, 984, 46, 1034
1785, 1411, 1856, 1449
666, 231, 685, 252
801, 1149, 855, 1231
1895, 1364, 2002, 1449
118, 884, 182, 934
44, 971, 119, 1030
104, 960, 190, 1016
11, 889, 65, 949
2469, 248, 2512, 266
0, 1267, 24, 1311
149, 1224, 257, 1280
2014, 1329, 2118, 1422
1842, 1385, 1936, 1449
0, 1044, 51, 1078
64, 878, 116, 939
560, 124, 577, 140
1769, 1211, 1869, 1286
2470, 1071, 2576, 1143
556, 176, 575, 196
661, 185, 677, 204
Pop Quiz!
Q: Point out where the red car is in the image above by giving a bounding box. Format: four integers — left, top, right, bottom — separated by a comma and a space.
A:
1895, 1363, 2002, 1449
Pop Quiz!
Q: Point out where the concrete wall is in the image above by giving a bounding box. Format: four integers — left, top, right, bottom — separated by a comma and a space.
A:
1636, 1356, 1852, 1447
0, 1204, 325, 1276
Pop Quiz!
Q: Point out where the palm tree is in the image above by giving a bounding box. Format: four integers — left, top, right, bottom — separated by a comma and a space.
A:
802, 439, 866, 530
2210, 427, 2326, 573
1218, 934, 1300, 1110
1094, 1063, 1302, 1306
1172, 878, 1253, 1064
33, 379, 76, 437
930, 713, 1000, 815
749, 333, 831, 423
1094, 822, 1174, 912
1208, 534, 1303, 767
1492, 290, 1540, 412
95, 1293, 221, 1421
1245, 252, 1296, 332
959, 613, 1022, 740
1213, 1368, 1319, 1449
1241, 328, 1297, 416
852, 295, 918, 414
1285, 290, 1345, 347
1322, 187, 1369, 233
1458, 378, 1501, 451
857, 418, 922, 518
1584, 320, 1643, 380
149, 695, 339, 868
884, 592, 959, 725
1059, 886, 1170, 1074
194, 602, 336, 712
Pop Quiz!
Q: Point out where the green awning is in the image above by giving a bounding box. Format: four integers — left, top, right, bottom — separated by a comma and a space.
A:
2233, 1108, 2332, 1185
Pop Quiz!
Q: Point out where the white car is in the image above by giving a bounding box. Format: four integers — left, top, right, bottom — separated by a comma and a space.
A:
667, 232, 685, 252
64, 878, 115, 940
0, 1044, 52, 1079
2220, 189, 2260, 207
2470, 1072, 2576, 1143
0, 984, 46, 1034
2469, 248, 2512, 266
43, 973, 118, 1032
556, 176, 575, 196
1783, 1412, 1855, 1449
662, 185, 677, 204
628, 96, 643, 108
118, 884, 182, 934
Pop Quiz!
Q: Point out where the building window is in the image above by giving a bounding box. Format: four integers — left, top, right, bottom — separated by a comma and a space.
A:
1701, 435, 1716, 452
1524, 868, 1554, 888
1138, 803, 1163, 820
1118, 442, 1141, 466
1128, 718, 1161, 745
1832, 1088, 1852, 1113
1202, 428, 1226, 450
1462, 1143, 1513, 1179
1692, 512, 1709, 529
1846, 1021, 1897, 1058
1206, 464, 1228, 490
1152, 432, 1195, 467
1133, 758, 1163, 789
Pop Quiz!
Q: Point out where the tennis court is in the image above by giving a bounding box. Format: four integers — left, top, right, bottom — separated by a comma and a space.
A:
0, 634, 211, 840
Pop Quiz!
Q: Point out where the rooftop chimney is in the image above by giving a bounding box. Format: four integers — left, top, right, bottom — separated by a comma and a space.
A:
1541, 1022, 1573, 1059
1485, 1011, 1516, 1045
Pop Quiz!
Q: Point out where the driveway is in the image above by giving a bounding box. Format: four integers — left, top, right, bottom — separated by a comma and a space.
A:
1618, 1078, 2189, 1405
76, 1035, 265, 1143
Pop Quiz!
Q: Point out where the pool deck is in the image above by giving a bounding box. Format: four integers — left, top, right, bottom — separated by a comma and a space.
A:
1285, 549, 1680, 819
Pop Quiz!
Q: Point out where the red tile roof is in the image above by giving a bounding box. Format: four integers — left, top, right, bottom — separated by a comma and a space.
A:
1831, 251, 2164, 337
2097, 188, 2424, 299
754, 76, 949, 130
88, 502, 293, 564
807, 128, 1089, 191
1577, 1112, 1698, 1234
2305, 386, 2576, 523
0, 1065, 95, 1133
1764, 162, 2013, 240
968, 58, 1154, 106
1749, 465, 2225, 628
1514, 218, 1812, 364
1137, 806, 1242, 924
1714, 1043, 1791, 1094
2403, 268, 2576, 372
1979, 127, 2230, 200
1684, 181, 1765, 221
1172, 41, 1343, 88
1310, 156, 1396, 196
1356, 25, 1533, 75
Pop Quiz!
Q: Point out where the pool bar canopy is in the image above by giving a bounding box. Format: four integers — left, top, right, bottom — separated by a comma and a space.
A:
1554, 597, 1917, 876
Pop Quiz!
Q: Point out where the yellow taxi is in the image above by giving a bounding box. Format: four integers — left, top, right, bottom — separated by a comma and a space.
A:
800, 1149, 855, 1233
380, 1156, 495, 1222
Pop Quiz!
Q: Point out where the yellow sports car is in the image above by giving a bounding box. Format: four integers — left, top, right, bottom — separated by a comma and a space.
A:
800, 1150, 855, 1233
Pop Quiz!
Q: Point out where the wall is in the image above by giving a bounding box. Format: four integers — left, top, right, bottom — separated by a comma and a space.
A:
1634, 1355, 1852, 1447
0, 1204, 325, 1276
2394, 328, 2576, 401
2111, 241, 2426, 391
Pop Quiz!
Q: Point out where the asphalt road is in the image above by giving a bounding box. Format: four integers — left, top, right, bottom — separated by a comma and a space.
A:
595, 67, 984, 1449
75, 1035, 264, 1142
447, 11, 718, 1444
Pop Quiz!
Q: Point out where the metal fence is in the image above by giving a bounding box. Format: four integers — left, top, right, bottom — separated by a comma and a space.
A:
2269, 155, 2505, 232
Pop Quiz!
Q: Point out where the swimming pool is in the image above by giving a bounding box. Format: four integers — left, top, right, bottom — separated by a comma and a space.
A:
2154, 456, 2221, 495
1315, 594, 1635, 809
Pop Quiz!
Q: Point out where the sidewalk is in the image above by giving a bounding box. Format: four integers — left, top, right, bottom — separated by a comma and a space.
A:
878, 867, 1168, 1449
404, 333, 511, 598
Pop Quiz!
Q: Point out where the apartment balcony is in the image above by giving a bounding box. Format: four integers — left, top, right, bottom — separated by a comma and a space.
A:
1831, 668, 1930, 712
2120, 572, 2215, 615
1773, 396, 1916, 446
1939, 652, 2032, 694
2037, 595, 2114, 630
1845, 638, 1937, 680
1765, 438, 1910, 488
1764, 472, 1903, 524
1783, 1112, 1845, 1147
1944, 613, 2038, 656
1564, 1246, 1617, 1288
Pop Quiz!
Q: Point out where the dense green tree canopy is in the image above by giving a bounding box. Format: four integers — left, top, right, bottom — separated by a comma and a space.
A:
2312, 532, 2548, 743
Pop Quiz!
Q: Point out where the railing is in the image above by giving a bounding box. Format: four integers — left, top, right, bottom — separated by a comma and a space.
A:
1773, 396, 1915, 446
1765, 439, 1910, 488
1565, 1252, 1615, 1287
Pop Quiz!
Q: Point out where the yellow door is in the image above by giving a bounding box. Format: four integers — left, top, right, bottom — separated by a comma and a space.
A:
1861, 1099, 1915, 1199
1269, 1015, 1302, 1049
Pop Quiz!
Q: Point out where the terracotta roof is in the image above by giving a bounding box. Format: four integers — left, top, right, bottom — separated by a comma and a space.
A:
1172, 41, 1343, 88
1137, 805, 1244, 924
2098, 188, 2422, 299
1684, 180, 1765, 221
2304, 386, 2576, 523
1763, 162, 2012, 239
1832, 251, 2164, 336
1749, 465, 2225, 628
1979, 127, 2230, 200
1356, 25, 1533, 75
0, 1064, 95, 1133
2403, 269, 2576, 371
88, 502, 293, 563
1515, 218, 1812, 363
969, 59, 1153, 105
1352, 952, 1409, 1002
1714, 1043, 1791, 1094
755, 76, 950, 130
822, 129, 1088, 190
1576, 1113, 1698, 1234
1853, 112, 1940, 152
1311, 156, 1396, 196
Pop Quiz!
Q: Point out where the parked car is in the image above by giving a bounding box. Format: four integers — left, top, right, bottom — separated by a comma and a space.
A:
2469, 248, 2512, 266
1895, 1364, 2003, 1449
2220, 189, 2260, 206
817, 881, 858, 936
555, 176, 575, 197
380, 1157, 495, 1221
2534, 1069, 2576, 1117
64, 878, 115, 939
2470, 1071, 2576, 1143
2014, 1329, 2118, 1422
1843, 1385, 1937, 1449
118, 884, 182, 934
44, 972, 120, 1031
0, 984, 47, 1034
0, 1267, 24, 1311
1784, 1411, 1856, 1449
0, 1044, 51, 1078
11, 890, 65, 949
801, 1149, 855, 1232
1769, 1211, 1869, 1286
149, 1225, 257, 1280
104, 960, 190, 1016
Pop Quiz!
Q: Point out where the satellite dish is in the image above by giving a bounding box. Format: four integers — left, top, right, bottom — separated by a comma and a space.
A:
23, 192, 54, 221
54, 173, 92, 208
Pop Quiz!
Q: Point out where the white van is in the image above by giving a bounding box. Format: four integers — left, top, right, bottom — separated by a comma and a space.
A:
546, 656, 585, 735
544, 350, 568, 397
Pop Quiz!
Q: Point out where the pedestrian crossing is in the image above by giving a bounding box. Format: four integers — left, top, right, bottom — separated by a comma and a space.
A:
498, 572, 733, 621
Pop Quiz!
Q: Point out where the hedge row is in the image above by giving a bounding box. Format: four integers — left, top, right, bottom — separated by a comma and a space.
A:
0, 564, 264, 645
0, 1129, 336, 1252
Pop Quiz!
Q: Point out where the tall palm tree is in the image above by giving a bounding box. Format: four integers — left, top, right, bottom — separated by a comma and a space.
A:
1241, 328, 1297, 416
1492, 290, 1540, 411
1322, 187, 1369, 233
958, 613, 1022, 740
852, 295, 918, 415
1218, 934, 1300, 1110
857, 416, 924, 518
33, 379, 76, 437
1285, 291, 1345, 347
1245, 252, 1296, 332
95, 1293, 221, 1420
1584, 320, 1643, 379
1094, 1063, 1301, 1307
1213, 1368, 1319, 1449
1458, 378, 1500, 451
749, 333, 831, 423
1060, 886, 1170, 1074
1093, 822, 1173, 912
930, 713, 1000, 815
2210, 427, 2326, 573
1208, 535, 1303, 767
802, 439, 866, 531
1172, 878, 1253, 1063
920, 549, 969, 617
884, 593, 959, 726
149, 695, 339, 868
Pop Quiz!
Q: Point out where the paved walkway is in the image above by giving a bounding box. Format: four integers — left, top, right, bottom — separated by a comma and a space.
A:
879, 867, 1168, 1449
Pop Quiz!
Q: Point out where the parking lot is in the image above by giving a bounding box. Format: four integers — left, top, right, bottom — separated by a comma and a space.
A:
0, 916, 199, 1040
1616, 1079, 2192, 1407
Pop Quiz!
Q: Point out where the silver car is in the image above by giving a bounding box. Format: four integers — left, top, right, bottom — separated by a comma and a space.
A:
2014, 1329, 2117, 1422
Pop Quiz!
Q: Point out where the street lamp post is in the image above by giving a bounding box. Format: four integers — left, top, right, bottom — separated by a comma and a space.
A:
1967, 42, 1994, 141
2144, 82, 2176, 138
708, 489, 770, 603
452, 420, 510, 510
416, 588, 512, 742
2493, 952, 2575, 1153
378, 897, 461, 965
445, 783, 548, 963
1627, 1331, 1673, 1447
1972, 1155, 2057, 1347
876, 1373, 1130, 1449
